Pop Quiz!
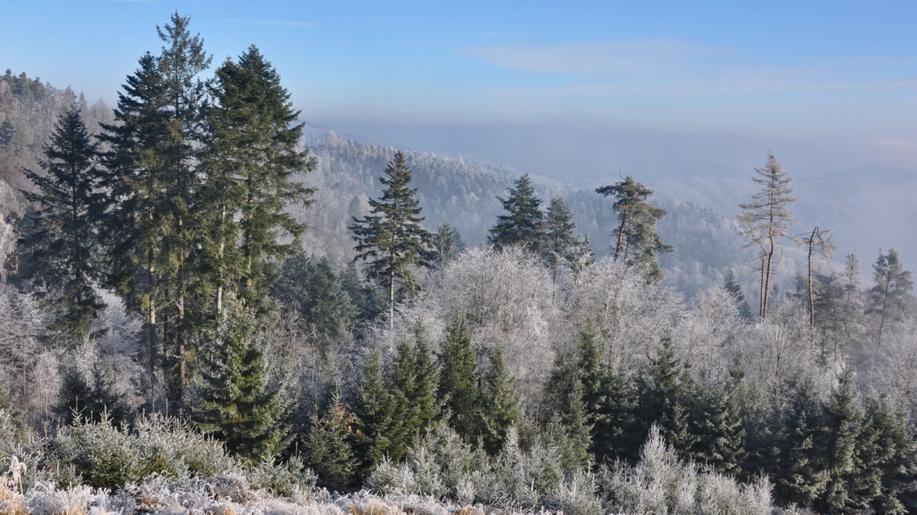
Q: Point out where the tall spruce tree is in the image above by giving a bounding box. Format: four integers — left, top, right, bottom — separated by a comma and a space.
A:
437, 315, 481, 441
98, 51, 171, 410
350, 152, 432, 332
737, 154, 795, 319
596, 176, 672, 281
156, 12, 211, 411
193, 295, 286, 461
204, 45, 315, 311
489, 174, 544, 252
18, 105, 105, 342
866, 249, 913, 346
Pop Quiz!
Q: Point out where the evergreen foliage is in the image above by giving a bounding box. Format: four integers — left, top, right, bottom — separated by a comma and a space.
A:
55, 364, 130, 426
866, 248, 913, 346
595, 176, 672, 281
193, 295, 287, 461
480, 346, 519, 454
489, 174, 544, 253
18, 105, 105, 342
306, 394, 359, 492
437, 315, 481, 441
723, 269, 753, 319
350, 151, 432, 330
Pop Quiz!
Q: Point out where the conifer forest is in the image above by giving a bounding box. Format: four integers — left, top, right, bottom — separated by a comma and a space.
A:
1, 8, 917, 515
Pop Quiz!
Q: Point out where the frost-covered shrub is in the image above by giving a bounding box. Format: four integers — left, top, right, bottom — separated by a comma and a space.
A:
247, 454, 317, 497
603, 425, 776, 514
542, 469, 602, 515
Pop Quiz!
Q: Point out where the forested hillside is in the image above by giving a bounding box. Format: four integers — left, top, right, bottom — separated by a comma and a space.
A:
1, 13, 916, 515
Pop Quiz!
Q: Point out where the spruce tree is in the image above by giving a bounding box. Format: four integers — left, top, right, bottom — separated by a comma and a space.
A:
860, 397, 917, 514
691, 378, 746, 475
437, 314, 480, 441
18, 105, 105, 342
55, 364, 130, 426
595, 176, 672, 281
542, 196, 583, 285
638, 337, 694, 460
431, 222, 464, 270
307, 395, 359, 492
204, 45, 315, 310
156, 12, 211, 410
350, 152, 432, 332
193, 295, 286, 461
98, 51, 170, 410
565, 376, 593, 468
817, 369, 866, 514
356, 349, 394, 468
480, 346, 519, 454
723, 269, 753, 319
488, 174, 544, 253
593, 368, 640, 463
774, 379, 828, 508
866, 249, 913, 346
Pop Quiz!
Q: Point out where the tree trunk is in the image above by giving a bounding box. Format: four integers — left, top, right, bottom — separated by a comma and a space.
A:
613, 206, 628, 263
389, 269, 395, 335
807, 227, 817, 327
758, 255, 765, 319
762, 236, 775, 319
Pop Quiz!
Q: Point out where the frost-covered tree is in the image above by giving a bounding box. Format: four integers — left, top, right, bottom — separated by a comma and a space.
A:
542, 196, 583, 285
738, 154, 795, 319
431, 222, 464, 270
350, 151, 432, 332
866, 248, 912, 346
723, 269, 753, 320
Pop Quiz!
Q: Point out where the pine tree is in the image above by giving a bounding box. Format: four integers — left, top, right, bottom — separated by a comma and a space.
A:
595, 176, 672, 281
306, 395, 359, 492
193, 295, 286, 461
437, 315, 480, 441
480, 346, 519, 454
866, 249, 913, 346
542, 196, 583, 285
723, 269, 753, 319
488, 174, 544, 253
350, 152, 432, 332
18, 105, 106, 343
204, 45, 315, 311
737, 154, 795, 319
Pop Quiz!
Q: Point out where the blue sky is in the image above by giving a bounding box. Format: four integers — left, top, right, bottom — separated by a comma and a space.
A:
4, 1, 917, 171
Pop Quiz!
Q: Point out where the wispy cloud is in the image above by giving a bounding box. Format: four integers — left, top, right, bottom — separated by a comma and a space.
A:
466, 39, 708, 74
225, 19, 315, 29
467, 39, 917, 99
